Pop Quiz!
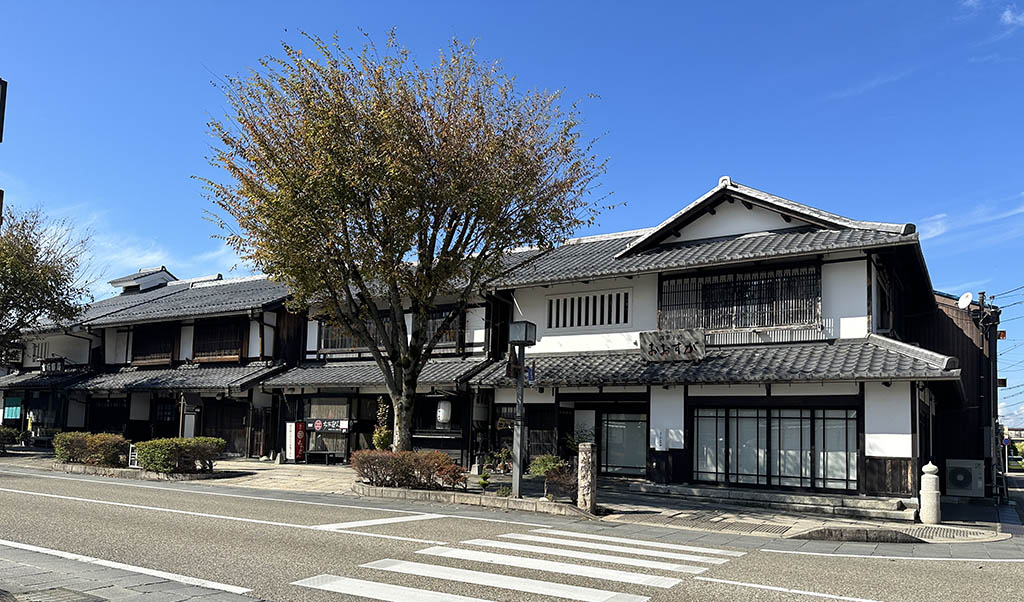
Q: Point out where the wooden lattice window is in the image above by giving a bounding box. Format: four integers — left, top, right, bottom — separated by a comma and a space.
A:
546, 288, 631, 331
131, 324, 175, 366
319, 317, 391, 351
426, 308, 463, 347
660, 265, 821, 331
193, 319, 244, 362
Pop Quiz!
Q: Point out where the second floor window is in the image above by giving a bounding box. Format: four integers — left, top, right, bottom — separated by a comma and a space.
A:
427, 308, 462, 346
193, 320, 244, 361
546, 288, 631, 331
320, 317, 390, 351
132, 324, 175, 365
660, 265, 821, 331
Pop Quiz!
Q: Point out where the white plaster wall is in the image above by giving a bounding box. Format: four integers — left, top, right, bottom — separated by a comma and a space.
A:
306, 320, 319, 353
864, 381, 912, 458
178, 325, 194, 361
649, 386, 685, 449
512, 274, 658, 355
822, 260, 868, 339
263, 312, 277, 357
466, 307, 487, 347
247, 320, 261, 358
667, 202, 808, 243
129, 392, 150, 420
104, 328, 131, 365
494, 387, 556, 405
773, 382, 859, 396
688, 384, 766, 396
21, 334, 93, 367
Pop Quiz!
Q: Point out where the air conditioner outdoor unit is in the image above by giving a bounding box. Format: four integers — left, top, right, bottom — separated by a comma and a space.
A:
946, 459, 985, 497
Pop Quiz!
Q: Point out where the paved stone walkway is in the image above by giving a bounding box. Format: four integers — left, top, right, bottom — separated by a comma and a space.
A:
0, 544, 253, 602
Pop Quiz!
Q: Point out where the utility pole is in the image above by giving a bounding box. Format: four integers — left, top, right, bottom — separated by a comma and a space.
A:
1, 77, 7, 227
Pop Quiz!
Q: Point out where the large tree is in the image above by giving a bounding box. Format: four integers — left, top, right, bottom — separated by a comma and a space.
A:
204, 32, 605, 450
0, 204, 91, 363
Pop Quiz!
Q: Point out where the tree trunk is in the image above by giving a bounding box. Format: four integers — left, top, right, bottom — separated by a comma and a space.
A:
392, 391, 415, 452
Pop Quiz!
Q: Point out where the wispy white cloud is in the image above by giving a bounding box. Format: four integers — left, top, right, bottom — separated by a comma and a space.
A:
969, 52, 1019, 62
919, 213, 950, 240
935, 278, 992, 294
1001, 4, 1024, 25
920, 192, 1024, 260
824, 69, 915, 102
962, 0, 983, 8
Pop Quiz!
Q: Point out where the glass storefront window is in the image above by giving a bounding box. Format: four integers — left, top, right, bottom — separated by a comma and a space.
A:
601, 413, 647, 475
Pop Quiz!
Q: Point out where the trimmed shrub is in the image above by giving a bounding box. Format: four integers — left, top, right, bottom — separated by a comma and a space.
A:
53, 432, 90, 463
0, 426, 17, 454
85, 433, 129, 467
528, 454, 570, 497
351, 449, 395, 486
438, 463, 468, 491
351, 449, 461, 490
545, 464, 578, 502
136, 437, 226, 473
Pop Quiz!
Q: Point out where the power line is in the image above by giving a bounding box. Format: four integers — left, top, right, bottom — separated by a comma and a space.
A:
994, 284, 1024, 297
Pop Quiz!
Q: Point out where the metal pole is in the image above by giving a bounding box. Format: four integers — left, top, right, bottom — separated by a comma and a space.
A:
512, 343, 526, 498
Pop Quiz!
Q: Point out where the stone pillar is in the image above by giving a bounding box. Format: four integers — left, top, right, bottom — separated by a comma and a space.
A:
578, 442, 596, 513
920, 462, 941, 524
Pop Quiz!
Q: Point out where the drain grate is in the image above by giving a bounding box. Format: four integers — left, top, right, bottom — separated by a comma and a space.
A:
16, 589, 104, 602
901, 526, 989, 541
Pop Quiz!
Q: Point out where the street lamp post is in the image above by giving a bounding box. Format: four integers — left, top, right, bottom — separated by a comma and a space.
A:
508, 320, 537, 499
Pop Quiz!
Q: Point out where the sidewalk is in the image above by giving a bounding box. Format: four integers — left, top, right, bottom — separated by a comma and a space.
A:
0, 541, 253, 602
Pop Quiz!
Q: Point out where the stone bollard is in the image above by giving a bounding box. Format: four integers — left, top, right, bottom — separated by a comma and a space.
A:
920, 462, 941, 524
578, 442, 597, 513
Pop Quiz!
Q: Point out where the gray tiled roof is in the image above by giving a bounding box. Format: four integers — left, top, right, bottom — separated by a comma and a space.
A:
0, 370, 91, 391
29, 285, 184, 334
69, 362, 283, 393
470, 337, 959, 387
497, 227, 916, 288
85, 277, 291, 327
264, 357, 491, 388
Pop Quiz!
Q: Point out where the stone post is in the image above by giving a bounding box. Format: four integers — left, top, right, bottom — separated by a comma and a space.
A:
578, 442, 596, 513
920, 462, 941, 524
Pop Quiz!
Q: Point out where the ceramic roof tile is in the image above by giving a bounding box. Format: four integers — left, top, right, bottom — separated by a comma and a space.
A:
0, 370, 91, 390
70, 362, 283, 392
264, 357, 491, 388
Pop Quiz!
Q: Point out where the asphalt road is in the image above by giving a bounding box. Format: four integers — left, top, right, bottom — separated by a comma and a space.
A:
1, 467, 1022, 602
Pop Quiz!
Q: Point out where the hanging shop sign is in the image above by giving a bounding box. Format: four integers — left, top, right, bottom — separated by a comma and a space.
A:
305, 418, 349, 433
639, 329, 706, 362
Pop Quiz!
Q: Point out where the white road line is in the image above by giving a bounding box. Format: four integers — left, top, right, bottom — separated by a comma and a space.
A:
363, 559, 650, 602
0, 486, 444, 545
762, 548, 1024, 562
416, 546, 682, 588
694, 576, 882, 602
500, 533, 729, 565
534, 528, 746, 557
0, 538, 250, 594
461, 539, 707, 574
315, 513, 444, 530
292, 574, 496, 602
0, 468, 547, 527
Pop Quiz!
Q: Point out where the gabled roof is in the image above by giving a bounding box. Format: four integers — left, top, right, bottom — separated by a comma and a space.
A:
85, 276, 291, 327
28, 285, 186, 334
470, 335, 959, 387
107, 266, 177, 287
615, 177, 915, 258
496, 226, 915, 288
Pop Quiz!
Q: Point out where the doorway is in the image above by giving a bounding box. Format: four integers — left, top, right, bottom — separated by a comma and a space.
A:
600, 412, 647, 475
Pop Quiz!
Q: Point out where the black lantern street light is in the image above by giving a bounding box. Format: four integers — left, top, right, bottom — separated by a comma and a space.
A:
508, 320, 537, 498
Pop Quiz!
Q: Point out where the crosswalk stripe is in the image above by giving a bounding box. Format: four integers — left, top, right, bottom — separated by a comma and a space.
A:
500, 534, 730, 565
416, 546, 682, 588
534, 529, 746, 557
460, 539, 707, 574
314, 513, 444, 530
292, 574, 495, 602
363, 559, 650, 602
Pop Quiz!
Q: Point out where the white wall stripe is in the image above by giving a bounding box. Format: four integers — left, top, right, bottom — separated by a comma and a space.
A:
500, 534, 729, 565
0, 468, 547, 527
0, 486, 444, 545
315, 514, 443, 530
762, 548, 1024, 563
694, 576, 882, 602
363, 559, 650, 602
292, 574, 495, 602
461, 539, 707, 574
416, 546, 681, 588
534, 529, 745, 557
0, 538, 250, 594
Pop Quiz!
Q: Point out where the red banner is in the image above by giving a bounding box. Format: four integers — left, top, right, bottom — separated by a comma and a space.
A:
295, 420, 306, 462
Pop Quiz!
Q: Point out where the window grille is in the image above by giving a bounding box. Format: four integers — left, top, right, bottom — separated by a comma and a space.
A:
546, 288, 631, 330
193, 321, 243, 360
426, 308, 462, 346
132, 325, 175, 365
319, 317, 391, 351
660, 266, 820, 331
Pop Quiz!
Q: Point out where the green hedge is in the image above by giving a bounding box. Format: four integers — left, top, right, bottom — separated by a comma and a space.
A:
54, 432, 127, 466
135, 437, 226, 473
0, 426, 17, 454
351, 449, 463, 489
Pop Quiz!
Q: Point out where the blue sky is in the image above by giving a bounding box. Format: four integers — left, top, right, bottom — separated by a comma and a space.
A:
2, 1, 1024, 421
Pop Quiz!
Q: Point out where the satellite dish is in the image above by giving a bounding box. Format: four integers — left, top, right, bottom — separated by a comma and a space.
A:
957, 292, 974, 310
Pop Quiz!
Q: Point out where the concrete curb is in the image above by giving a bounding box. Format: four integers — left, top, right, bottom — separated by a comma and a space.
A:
351, 482, 596, 519
52, 462, 222, 481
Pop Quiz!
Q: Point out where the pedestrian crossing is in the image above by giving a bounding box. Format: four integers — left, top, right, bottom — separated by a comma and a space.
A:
291, 527, 745, 601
